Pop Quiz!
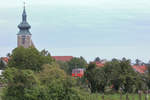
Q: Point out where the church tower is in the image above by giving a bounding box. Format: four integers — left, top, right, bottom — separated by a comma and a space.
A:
17, 4, 34, 48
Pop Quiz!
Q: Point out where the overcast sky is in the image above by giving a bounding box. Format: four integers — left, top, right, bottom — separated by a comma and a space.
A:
0, 0, 150, 62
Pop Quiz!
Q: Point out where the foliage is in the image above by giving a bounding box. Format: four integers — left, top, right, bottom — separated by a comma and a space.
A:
94, 57, 101, 62
105, 58, 139, 93
85, 58, 141, 93
2, 68, 39, 100
145, 65, 150, 89
38, 64, 86, 100
0, 59, 5, 70
85, 63, 107, 93
7, 47, 54, 72
56, 61, 69, 74
37, 64, 67, 86
67, 57, 87, 74
2, 64, 86, 100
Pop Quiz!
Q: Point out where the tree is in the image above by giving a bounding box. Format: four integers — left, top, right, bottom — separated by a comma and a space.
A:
2, 68, 40, 100
85, 58, 139, 93
94, 57, 101, 62
104, 59, 122, 91
104, 58, 137, 93
37, 64, 86, 100
2, 64, 86, 100
56, 61, 69, 73
119, 59, 137, 93
135, 59, 142, 65
145, 65, 150, 90
8, 47, 54, 72
0, 59, 5, 70
6, 53, 11, 57
85, 63, 107, 93
67, 57, 87, 74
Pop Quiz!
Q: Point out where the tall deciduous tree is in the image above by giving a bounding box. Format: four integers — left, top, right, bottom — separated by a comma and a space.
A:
105, 58, 138, 93
8, 47, 54, 72
85, 63, 107, 93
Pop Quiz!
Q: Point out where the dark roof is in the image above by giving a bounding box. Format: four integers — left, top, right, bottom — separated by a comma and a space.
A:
18, 6, 31, 35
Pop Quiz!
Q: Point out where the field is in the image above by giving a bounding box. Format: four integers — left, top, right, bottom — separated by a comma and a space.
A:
0, 88, 149, 100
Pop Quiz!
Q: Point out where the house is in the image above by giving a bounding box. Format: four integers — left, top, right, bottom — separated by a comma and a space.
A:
95, 61, 105, 67
72, 68, 84, 78
1, 57, 9, 66
132, 65, 147, 74
52, 56, 73, 62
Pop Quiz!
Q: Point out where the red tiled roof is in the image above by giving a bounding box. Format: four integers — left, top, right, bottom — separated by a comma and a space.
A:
132, 65, 147, 74
1, 57, 9, 63
95, 61, 104, 67
52, 56, 73, 62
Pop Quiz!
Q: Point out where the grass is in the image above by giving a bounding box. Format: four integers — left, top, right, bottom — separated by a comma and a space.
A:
0, 88, 149, 100
86, 93, 149, 100
0, 88, 2, 100
0, 87, 3, 100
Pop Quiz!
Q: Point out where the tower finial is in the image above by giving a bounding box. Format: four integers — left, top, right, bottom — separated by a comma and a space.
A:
22, 1, 27, 22
23, 1, 26, 10
24, 2, 25, 8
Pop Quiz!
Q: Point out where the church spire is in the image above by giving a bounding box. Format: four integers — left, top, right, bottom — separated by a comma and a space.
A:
17, 2, 34, 48
17, 1, 31, 35
22, 2, 27, 22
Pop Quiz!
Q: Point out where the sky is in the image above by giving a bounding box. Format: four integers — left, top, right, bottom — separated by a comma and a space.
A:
0, 0, 150, 62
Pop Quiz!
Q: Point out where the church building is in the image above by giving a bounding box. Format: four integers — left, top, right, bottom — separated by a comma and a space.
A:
17, 5, 34, 48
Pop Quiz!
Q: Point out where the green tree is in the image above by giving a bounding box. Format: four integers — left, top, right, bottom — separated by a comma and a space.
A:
104, 59, 122, 91
2, 65, 86, 100
94, 57, 101, 62
135, 59, 142, 65
37, 64, 86, 100
119, 59, 137, 93
67, 57, 87, 74
145, 65, 150, 90
104, 58, 138, 93
8, 47, 54, 72
2, 68, 40, 100
56, 61, 69, 73
0, 58, 5, 70
85, 63, 107, 93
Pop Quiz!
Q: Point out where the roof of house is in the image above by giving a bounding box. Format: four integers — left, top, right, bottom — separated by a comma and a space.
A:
52, 56, 73, 62
132, 65, 147, 74
95, 61, 105, 67
1, 57, 9, 63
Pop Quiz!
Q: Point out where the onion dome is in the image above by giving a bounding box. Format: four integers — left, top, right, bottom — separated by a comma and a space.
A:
17, 6, 31, 35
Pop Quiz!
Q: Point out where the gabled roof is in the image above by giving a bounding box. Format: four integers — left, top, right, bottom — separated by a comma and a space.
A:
52, 56, 73, 62
1, 57, 9, 63
95, 61, 105, 67
132, 65, 147, 74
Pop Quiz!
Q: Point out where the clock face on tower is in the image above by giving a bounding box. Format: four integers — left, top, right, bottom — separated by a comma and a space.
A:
22, 35, 26, 44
